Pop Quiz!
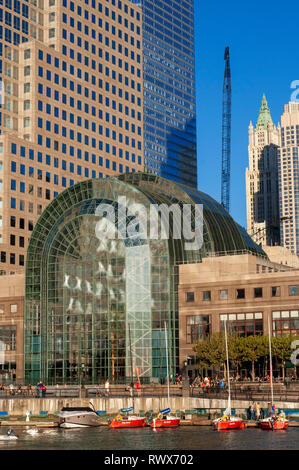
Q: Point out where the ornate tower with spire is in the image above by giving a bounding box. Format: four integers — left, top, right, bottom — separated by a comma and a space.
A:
246, 95, 281, 246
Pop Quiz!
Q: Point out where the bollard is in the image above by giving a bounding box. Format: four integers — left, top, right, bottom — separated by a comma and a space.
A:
26, 411, 30, 422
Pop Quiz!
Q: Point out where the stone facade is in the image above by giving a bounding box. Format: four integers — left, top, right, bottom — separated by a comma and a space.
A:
178, 254, 299, 371
0, 273, 24, 383
0, 0, 144, 275
246, 95, 280, 246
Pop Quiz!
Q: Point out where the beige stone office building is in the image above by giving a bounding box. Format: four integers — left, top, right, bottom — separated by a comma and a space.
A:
4, 248, 299, 382
0, 0, 144, 275
278, 102, 299, 255
246, 95, 280, 246
179, 252, 299, 373
0, 274, 24, 383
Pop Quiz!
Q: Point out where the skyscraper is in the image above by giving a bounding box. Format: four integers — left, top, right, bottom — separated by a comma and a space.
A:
136, 0, 197, 187
0, 0, 145, 274
278, 102, 299, 255
0, 0, 198, 275
246, 95, 280, 246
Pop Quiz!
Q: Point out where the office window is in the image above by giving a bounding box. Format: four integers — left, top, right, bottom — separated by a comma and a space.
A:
236, 288, 245, 299
272, 310, 299, 336
272, 286, 280, 297
219, 289, 228, 300
254, 287, 263, 298
289, 285, 299, 296
186, 315, 211, 344
203, 291, 211, 301
220, 313, 263, 337
186, 292, 194, 302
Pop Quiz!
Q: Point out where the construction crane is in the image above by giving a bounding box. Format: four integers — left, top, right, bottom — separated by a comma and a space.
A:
221, 46, 231, 213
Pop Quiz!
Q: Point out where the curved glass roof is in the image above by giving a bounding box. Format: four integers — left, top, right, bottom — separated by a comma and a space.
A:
119, 173, 266, 260
26, 173, 266, 280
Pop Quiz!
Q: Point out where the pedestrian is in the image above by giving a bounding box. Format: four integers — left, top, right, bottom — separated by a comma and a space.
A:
42, 383, 47, 398
252, 403, 256, 420
135, 381, 141, 397
249, 404, 253, 420
104, 379, 110, 397
26, 383, 32, 397
260, 407, 264, 419
267, 402, 272, 417
256, 403, 261, 420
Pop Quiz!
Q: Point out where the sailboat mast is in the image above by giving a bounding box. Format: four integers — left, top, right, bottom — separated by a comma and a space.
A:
268, 315, 274, 405
164, 321, 170, 407
224, 320, 231, 406
128, 323, 134, 409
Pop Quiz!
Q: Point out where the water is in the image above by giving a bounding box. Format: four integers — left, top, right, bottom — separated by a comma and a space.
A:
0, 425, 298, 451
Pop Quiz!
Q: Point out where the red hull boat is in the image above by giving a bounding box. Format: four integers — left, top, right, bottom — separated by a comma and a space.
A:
109, 416, 146, 429
213, 320, 245, 432
150, 416, 180, 428
213, 417, 245, 431
259, 417, 288, 430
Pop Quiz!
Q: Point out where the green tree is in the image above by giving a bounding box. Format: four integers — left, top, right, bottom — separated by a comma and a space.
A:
240, 335, 268, 380
272, 335, 299, 380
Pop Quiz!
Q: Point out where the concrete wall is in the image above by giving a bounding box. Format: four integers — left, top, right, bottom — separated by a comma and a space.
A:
1, 397, 299, 416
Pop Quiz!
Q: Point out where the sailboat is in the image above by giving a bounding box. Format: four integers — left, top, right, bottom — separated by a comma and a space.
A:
259, 316, 288, 430
213, 320, 245, 430
108, 324, 146, 429
148, 322, 180, 428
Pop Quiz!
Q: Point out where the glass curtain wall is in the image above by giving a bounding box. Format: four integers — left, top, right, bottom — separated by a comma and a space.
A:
25, 174, 265, 384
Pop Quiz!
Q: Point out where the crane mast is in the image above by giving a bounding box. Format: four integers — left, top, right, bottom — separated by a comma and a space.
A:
221, 46, 231, 212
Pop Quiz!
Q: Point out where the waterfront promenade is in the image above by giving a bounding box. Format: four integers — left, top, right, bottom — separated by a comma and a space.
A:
1, 382, 299, 418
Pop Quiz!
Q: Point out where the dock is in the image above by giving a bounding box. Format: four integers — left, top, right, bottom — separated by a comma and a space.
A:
0, 420, 58, 427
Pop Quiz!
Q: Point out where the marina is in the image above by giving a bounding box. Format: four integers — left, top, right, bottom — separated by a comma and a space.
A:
0, 424, 298, 451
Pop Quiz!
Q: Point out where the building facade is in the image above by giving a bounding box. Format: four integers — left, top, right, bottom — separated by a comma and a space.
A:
0, 0, 145, 275
179, 254, 299, 377
23, 173, 263, 385
0, 273, 24, 383
246, 95, 280, 246
0, 0, 198, 276
136, 0, 197, 187
278, 102, 299, 255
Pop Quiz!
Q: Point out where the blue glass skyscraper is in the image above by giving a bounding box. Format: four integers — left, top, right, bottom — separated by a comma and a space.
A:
133, 0, 197, 188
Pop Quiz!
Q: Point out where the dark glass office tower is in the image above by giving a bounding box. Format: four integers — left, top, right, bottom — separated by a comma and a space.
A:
132, 0, 197, 187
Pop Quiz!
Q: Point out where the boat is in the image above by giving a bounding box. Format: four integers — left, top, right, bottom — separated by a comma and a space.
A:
259, 414, 289, 430
213, 320, 245, 431
148, 323, 180, 429
0, 428, 18, 440
259, 316, 288, 431
57, 405, 101, 428
108, 406, 146, 428
148, 407, 180, 428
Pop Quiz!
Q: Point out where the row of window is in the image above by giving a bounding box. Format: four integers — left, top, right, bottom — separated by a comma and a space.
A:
186, 310, 299, 343
62, 0, 140, 19
9, 144, 142, 172
185, 285, 299, 302
0, 251, 24, 265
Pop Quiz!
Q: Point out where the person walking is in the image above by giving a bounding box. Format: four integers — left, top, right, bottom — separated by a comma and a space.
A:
104, 379, 110, 397
253, 402, 257, 419
256, 403, 260, 420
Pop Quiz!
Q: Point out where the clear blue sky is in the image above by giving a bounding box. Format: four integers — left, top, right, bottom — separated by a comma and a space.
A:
194, 0, 299, 228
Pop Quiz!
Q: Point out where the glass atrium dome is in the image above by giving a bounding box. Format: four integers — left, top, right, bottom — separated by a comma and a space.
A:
25, 174, 265, 384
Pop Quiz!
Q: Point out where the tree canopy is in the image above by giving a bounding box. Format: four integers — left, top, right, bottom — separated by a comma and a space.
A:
192, 333, 299, 379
